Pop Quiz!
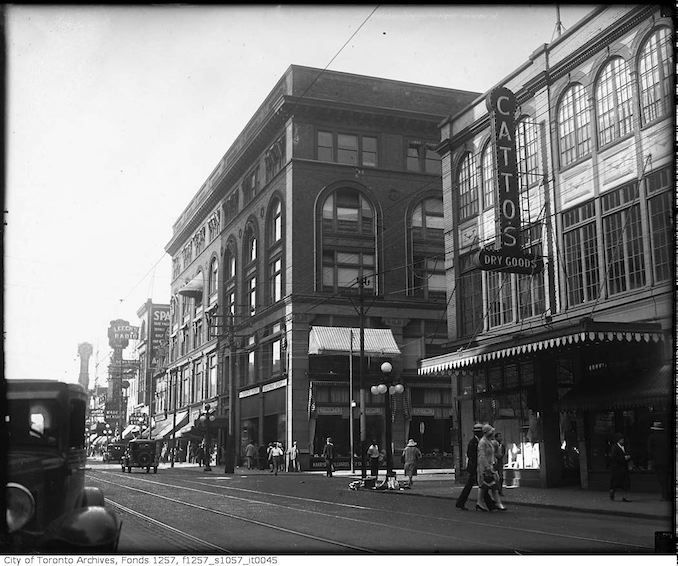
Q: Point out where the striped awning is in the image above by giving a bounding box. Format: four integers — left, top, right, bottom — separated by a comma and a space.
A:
177, 273, 203, 298
419, 324, 665, 375
309, 326, 401, 356
151, 411, 188, 439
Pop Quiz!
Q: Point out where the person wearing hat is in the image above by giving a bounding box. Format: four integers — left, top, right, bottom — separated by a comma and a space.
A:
477, 424, 506, 511
609, 432, 632, 501
455, 423, 484, 510
322, 437, 335, 477
401, 439, 423, 487
647, 421, 670, 500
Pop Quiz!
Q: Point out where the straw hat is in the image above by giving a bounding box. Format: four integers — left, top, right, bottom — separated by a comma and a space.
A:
650, 421, 664, 431
472, 423, 483, 432
406, 439, 417, 447
482, 424, 495, 435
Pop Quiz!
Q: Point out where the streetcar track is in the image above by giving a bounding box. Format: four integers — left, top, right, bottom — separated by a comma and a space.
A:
90, 469, 654, 552
107, 498, 231, 553
92, 474, 376, 553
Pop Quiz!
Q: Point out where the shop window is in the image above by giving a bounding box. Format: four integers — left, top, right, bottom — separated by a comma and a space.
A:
562, 200, 599, 306
638, 27, 673, 126
557, 84, 591, 167
595, 58, 634, 146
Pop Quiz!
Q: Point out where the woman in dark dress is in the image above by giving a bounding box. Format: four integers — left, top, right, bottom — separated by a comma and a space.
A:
609, 432, 631, 501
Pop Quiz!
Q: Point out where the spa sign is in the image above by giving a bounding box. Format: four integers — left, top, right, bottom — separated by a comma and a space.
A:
475, 86, 543, 275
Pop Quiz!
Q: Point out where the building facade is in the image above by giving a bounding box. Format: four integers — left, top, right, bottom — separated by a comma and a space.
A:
160, 66, 478, 469
420, 5, 674, 489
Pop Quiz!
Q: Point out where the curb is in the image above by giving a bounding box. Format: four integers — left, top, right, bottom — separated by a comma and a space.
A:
376, 486, 663, 520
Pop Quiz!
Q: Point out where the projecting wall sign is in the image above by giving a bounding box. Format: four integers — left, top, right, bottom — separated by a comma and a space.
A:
474, 86, 543, 275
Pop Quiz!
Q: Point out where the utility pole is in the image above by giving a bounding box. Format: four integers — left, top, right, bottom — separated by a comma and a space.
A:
225, 312, 236, 473
358, 276, 367, 479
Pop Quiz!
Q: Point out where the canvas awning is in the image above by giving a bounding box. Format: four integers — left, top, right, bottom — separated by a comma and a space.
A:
122, 424, 141, 440
151, 411, 188, 439
559, 364, 672, 411
308, 326, 401, 356
419, 321, 665, 375
177, 273, 204, 298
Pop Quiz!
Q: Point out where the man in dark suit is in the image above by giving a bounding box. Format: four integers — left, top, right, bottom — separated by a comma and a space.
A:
456, 423, 483, 510
322, 437, 335, 477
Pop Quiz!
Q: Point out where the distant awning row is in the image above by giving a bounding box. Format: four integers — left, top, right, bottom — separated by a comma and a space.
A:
419, 324, 665, 375
150, 410, 188, 440
308, 326, 401, 356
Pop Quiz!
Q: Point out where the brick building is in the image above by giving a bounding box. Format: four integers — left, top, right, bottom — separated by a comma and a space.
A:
159, 65, 478, 469
420, 5, 673, 489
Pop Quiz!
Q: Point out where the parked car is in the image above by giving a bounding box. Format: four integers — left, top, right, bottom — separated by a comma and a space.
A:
4, 380, 121, 551
103, 441, 126, 464
122, 438, 160, 473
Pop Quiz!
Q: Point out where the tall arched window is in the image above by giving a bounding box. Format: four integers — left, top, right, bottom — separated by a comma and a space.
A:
480, 143, 494, 209
409, 197, 445, 299
596, 58, 634, 146
557, 84, 591, 166
224, 240, 237, 319
243, 223, 258, 315
208, 257, 219, 303
638, 27, 673, 125
457, 153, 478, 220
268, 197, 284, 304
320, 187, 376, 293
516, 117, 540, 192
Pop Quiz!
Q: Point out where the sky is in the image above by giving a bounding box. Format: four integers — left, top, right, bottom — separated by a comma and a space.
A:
5, 4, 596, 386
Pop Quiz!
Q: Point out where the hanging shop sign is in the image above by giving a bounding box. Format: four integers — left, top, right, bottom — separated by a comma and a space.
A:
476, 86, 544, 275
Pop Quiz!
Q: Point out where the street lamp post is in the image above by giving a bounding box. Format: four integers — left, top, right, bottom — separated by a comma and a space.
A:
370, 361, 404, 479
198, 403, 216, 472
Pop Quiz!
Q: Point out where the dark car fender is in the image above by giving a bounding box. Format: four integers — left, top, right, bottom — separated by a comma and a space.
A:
42, 505, 122, 551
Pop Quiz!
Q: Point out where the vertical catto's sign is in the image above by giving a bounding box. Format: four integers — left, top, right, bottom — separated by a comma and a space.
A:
488, 86, 521, 252
474, 86, 543, 275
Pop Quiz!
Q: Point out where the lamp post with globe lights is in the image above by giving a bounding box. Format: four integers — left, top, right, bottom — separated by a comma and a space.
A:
370, 361, 404, 478
197, 404, 216, 471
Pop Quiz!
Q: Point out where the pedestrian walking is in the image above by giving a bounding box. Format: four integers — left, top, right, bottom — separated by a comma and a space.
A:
609, 432, 632, 501
401, 439, 422, 487
322, 437, 335, 477
245, 441, 256, 470
195, 444, 205, 467
267, 442, 275, 472
455, 423, 482, 510
367, 441, 380, 478
477, 424, 505, 511
258, 444, 267, 470
647, 421, 670, 500
492, 431, 506, 495
287, 441, 300, 472
270, 442, 284, 476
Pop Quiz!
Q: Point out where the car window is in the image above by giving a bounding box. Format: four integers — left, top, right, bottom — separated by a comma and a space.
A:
9, 399, 59, 447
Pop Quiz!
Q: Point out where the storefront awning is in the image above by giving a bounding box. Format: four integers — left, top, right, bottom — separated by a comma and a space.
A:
177, 273, 204, 298
151, 411, 188, 439
122, 424, 141, 440
559, 364, 672, 411
309, 326, 401, 356
419, 321, 665, 375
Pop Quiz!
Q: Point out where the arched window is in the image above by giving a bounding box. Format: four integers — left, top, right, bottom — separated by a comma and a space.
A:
516, 117, 540, 192
557, 84, 591, 166
243, 223, 258, 315
320, 187, 376, 293
480, 143, 494, 209
596, 58, 634, 146
268, 198, 284, 304
224, 240, 237, 319
208, 257, 219, 303
638, 27, 673, 125
457, 153, 478, 220
410, 197, 445, 299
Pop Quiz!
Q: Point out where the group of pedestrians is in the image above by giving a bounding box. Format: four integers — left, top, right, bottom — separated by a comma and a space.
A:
456, 423, 507, 512
243, 440, 300, 473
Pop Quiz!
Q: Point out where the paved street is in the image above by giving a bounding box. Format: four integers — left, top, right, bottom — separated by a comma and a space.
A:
86, 460, 673, 555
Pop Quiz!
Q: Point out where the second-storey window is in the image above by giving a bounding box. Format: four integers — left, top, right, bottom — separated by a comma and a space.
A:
558, 84, 591, 167
317, 131, 378, 167
638, 27, 673, 125
563, 200, 599, 306
595, 57, 634, 146
646, 167, 672, 283
457, 153, 478, 220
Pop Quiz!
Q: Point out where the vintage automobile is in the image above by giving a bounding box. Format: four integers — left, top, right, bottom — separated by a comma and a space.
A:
4, 379, 121, 551
103, 441, 126, 464
122, 438, 160, 473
